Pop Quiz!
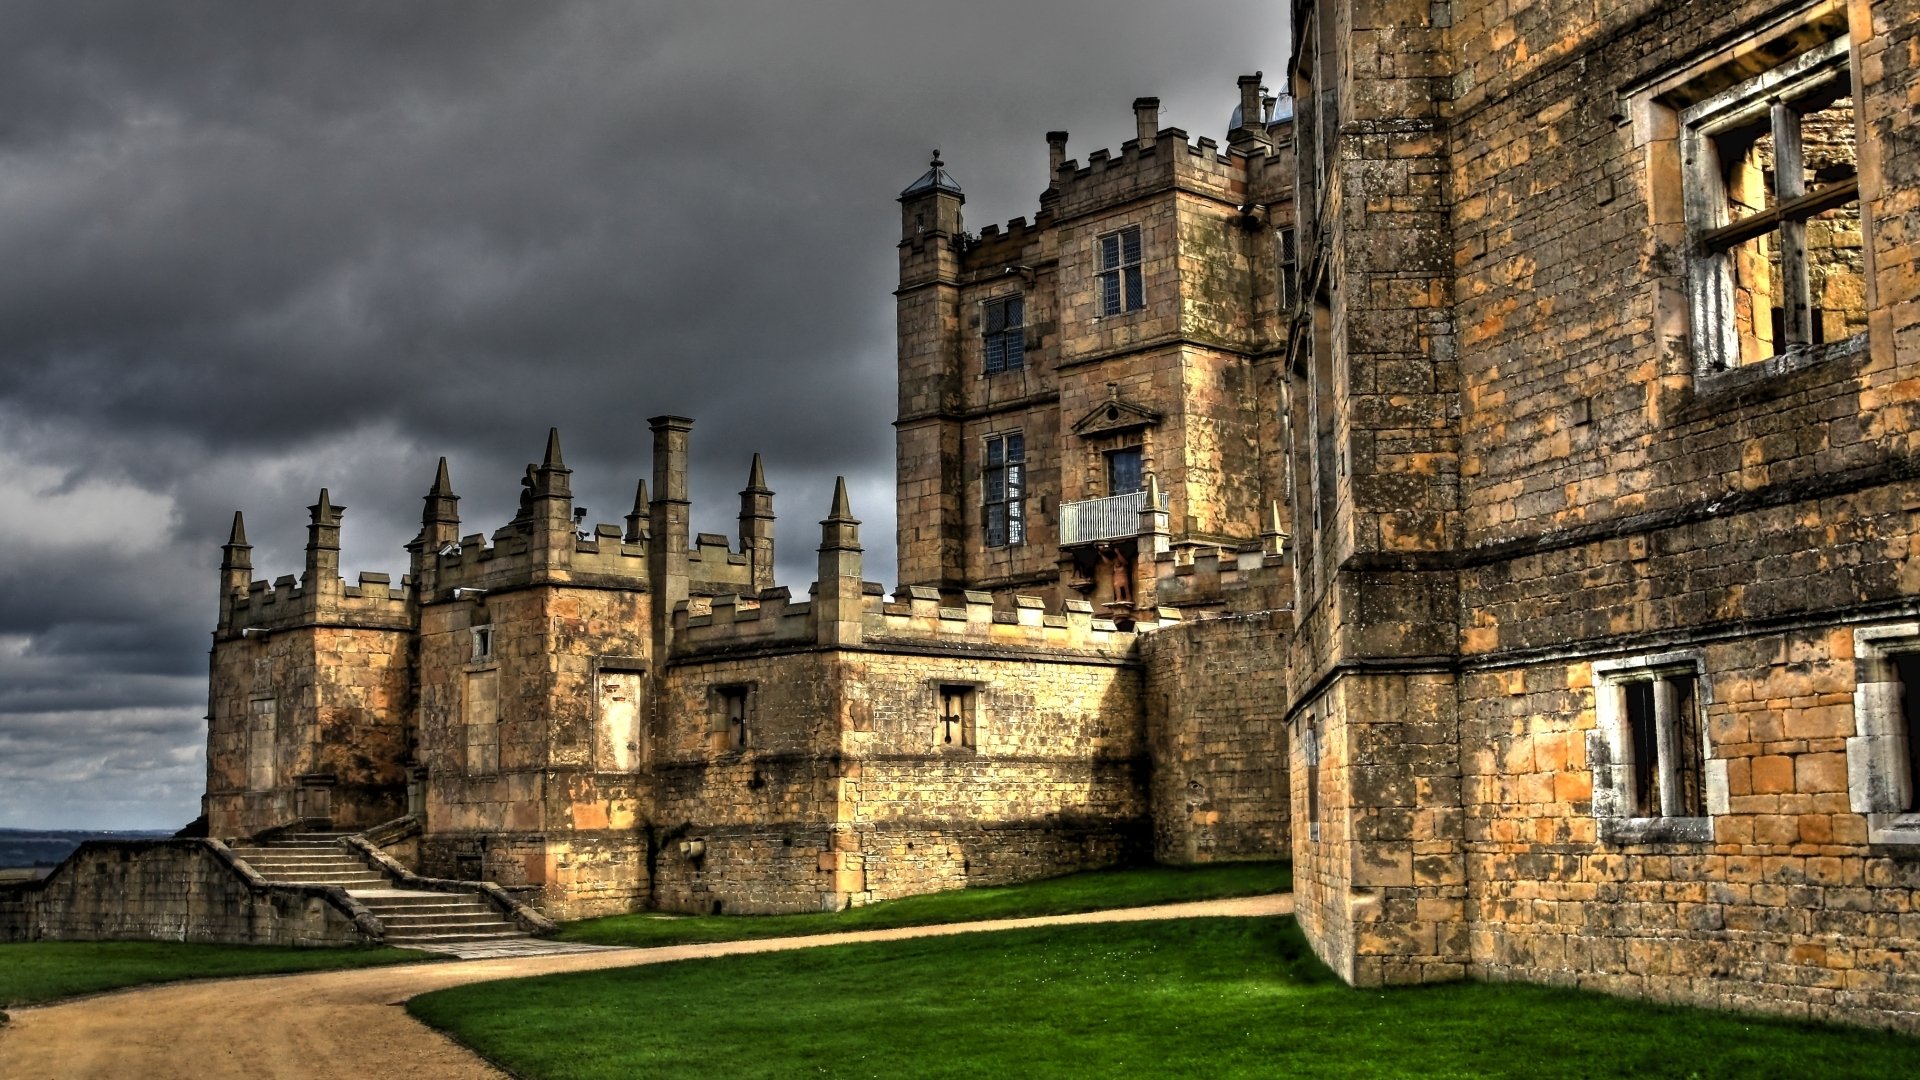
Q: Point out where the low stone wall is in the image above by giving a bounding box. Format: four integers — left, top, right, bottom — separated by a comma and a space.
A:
0, 840, 379, 946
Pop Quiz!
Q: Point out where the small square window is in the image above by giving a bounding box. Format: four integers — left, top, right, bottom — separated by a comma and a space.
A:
1591, 655, 1716, 843
470, 624, 494, 663
983, 295, 1025, 375
1098, 226, 1144, 316
714, 685, 751, 751
936, 684, 977, 750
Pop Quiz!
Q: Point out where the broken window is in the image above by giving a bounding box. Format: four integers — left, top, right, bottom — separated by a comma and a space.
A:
1591, 655, 1714, 842
1684, 35, 1863, 372
470, 624, 493, 663
1848, 626, 1920, 844
1098, 226, 1144, 316
983, 295, 1025, 375
984, 432, 1026, 548
936, 684, 977, 750
1620, 674, 1706, 818
715, 685, 751, 751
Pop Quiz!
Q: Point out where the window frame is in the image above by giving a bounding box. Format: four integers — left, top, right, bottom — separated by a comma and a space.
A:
1590, 652, 1720, 844
982, 294, 1026, 375
1277, 225, 1299, 312
1097, 226, 1145, 317
713, 683, 754, 753
934, 682, 980, 752
1849, 625, 1920, 845
1681, 34, 1862, 376
983, 432, 1026, 549
469, 624, 494, 663
1105, 445, 1144, 497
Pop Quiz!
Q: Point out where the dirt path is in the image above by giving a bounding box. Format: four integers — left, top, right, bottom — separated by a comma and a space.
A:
0, 893, 1291, 1080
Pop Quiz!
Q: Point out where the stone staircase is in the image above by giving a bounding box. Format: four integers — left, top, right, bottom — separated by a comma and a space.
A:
226, 832, 598, 958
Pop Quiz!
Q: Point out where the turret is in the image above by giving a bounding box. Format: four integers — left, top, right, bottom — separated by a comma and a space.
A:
303, 488, 344, 595
895, 151, 968, 590
898, 149, 965, 258
218, 511, 252, 630
406, 457, 462, 590
649, 416, 694, 652
815, 477, 864, 646
739, 453, 776, 592
528, 428, 575, 566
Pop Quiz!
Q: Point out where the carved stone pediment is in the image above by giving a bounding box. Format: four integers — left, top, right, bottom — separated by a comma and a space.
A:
1070, 393, 1161, 438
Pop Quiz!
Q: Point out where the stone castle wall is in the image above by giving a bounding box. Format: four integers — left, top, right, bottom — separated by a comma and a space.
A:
1282, 0, 1920, 1031
1141, 612, 1292, 863
206, 625, 412, 838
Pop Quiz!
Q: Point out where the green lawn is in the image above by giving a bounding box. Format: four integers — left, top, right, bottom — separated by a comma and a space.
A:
558, 860, 1290, 948
413, 917, 1920, 1080
0, 941, 434, 1009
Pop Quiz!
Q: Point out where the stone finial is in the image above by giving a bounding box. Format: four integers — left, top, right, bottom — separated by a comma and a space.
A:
624, 478, 651, 543
532, 428, 572, 500
308, 488, 343, 529
745, 452, 770, 494
1133, 97, 1161, 145
1263, 500, 1290, 556
828, 476, 855, 522
819, 476, 862, 553
430, 456, 454, 497
421, 456, 460, 530
226, 510, 249, 549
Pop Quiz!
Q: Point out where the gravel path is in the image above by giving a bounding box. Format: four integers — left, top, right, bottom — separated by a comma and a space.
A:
0, 892, 1292, 1080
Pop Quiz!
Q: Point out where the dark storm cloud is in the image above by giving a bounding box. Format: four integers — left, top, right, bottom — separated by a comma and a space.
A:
0, 0, 1286, 827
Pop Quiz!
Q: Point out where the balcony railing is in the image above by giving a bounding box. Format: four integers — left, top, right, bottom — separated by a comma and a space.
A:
1058, 490, 1168, 546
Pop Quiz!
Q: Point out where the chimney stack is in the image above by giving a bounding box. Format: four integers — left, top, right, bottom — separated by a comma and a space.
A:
1046, 130, 1069, 178
1132, 98, 1160, 146
1237, 74, 1264, 132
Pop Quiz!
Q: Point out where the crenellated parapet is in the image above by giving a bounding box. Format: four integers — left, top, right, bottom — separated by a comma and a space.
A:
220, 568, 413, 639
673, 581, 1168, 661
215, 494, 412, 641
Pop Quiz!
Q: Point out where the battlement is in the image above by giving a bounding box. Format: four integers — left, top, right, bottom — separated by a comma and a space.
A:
423, 516, 651, 598
1148, 539, 1293, 615
1044, 126, 1267, 224
675, 581, 1172, 660
221, 567, 412, 638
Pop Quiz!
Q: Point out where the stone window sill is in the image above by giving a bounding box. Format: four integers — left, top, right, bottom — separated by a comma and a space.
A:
1867, 812, 1920, 847
1692, 334, 1867, 405
1597, 815, 1713, 845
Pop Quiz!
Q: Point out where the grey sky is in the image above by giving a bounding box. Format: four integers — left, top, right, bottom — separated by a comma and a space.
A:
0, 0, 1286, 829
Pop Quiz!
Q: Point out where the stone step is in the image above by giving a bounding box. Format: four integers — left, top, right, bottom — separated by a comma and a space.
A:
238, 853, 372, 868
384, 929, 526, 945
375, 911, 509, 927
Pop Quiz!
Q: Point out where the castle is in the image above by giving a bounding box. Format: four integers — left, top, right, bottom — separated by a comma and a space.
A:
107, 0, 1920, 1032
